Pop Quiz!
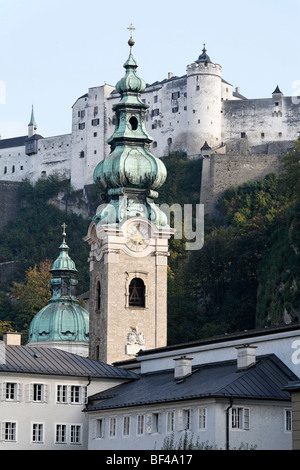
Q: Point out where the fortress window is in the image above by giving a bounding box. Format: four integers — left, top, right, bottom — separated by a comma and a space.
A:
92, 118, 99, 126
261, 133, 265, 138
172, 107, 178, 113
172, 91, 180, 99
78, 123, 85, 130
152, 109, 160, 117
196, 85, 200, 91
4, 166, 7, 174
12, 165, 15, 173
93, 132, 97, 137
94, 106, 98, 115
80, 110, 85, 118
129, 278, 145, 308
241, 132, 246, 138
79, 151, 85, 158
153, 141, 157, 148
154, 95, 158, 103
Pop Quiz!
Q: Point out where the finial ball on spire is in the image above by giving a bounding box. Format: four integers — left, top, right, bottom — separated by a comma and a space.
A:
127, 23, 135, 48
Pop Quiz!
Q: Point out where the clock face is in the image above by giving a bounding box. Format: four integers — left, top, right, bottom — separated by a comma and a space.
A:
125, 222, 150, 252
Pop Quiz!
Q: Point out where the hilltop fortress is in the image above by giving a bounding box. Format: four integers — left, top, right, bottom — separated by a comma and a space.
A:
0, 45, 299, 215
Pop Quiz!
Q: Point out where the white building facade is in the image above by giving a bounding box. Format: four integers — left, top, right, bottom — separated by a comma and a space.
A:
85, 324, 300, 451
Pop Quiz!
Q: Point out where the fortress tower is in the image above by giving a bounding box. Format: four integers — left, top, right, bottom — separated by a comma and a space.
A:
85, 27, 172, 364
186, 45, 222, 155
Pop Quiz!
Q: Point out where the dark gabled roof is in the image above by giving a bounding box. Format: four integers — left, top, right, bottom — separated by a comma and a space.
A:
0, 136, 27, 150
0, 345, 139, 380
85, 354, 298, 412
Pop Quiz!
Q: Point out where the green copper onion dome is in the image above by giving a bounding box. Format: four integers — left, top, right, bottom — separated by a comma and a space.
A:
93, 25, 168, 228
28, 224, 89, 346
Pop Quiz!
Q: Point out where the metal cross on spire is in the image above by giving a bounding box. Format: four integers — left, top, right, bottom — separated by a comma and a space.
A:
127, 23, 135, 50
61, 222, 67, 237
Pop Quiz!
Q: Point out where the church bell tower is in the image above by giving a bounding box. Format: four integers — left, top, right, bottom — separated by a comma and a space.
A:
85, 26, 172, 364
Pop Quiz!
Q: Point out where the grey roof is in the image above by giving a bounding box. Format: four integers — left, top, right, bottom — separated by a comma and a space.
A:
0, 136, 27, 150
0, 345, 139, 380
85, 354, 298, 412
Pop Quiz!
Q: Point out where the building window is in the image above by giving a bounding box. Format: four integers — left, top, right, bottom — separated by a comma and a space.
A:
241, 132, 246, 138
196, 85, 200, 91
151, 108, 160, 117
183, 409, 192, 431
172, 107, 178, 113
5, 382, 18, 401
32, 423, 44, 443
79, 151, 85, 158
80, 110, 85, 118
285, 409, 292, 432
172, 91, 180, 99
12, 165, 15, 173
70, 386, 80, 403
56, 424, 67, 444
129, 116, 138, 131
153, 141, 157, 148
167, 411, 175, 433
3, 422, 17, 441
154, 95, 158, 103
93, 132, 97, 137
56, 385, 67, 403
4, 166, 7, 174
96, 419, 105, 438
231, 407, 250, 430
198, 408, 207, 430
123, 416, 131, 436
78, 123, 85, 130
70, 425, 82, 444
129, 278, 145, 307
94, 106, 98, 115
137, 415, 145, 435
91, 118, 100, 126
109, 417, 117, 438
31, 383, 45, 402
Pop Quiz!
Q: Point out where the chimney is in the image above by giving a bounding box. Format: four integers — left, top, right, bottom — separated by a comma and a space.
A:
174, 356, 193, 380
168, 72, 173, 79
3, 332, 22, 346
236, 344, 257, 370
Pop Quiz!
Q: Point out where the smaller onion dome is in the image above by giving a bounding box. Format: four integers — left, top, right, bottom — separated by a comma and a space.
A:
28, 224, 89, 346
196, 44, 211, 63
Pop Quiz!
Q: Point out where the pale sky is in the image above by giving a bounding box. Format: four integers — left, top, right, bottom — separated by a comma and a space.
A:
0, 0, 299, 138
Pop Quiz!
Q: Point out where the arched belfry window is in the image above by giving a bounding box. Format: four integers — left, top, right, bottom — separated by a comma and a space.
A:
96, 281, 101, 310
129, 278, 145, 308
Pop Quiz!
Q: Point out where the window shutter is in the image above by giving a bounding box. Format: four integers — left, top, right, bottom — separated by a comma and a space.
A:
82, 386, 88, 404
157, 413, 162, 434
243, 408, 250, 430
0, 383, 4, 401
177, 410, 183, 431
17, 383, 22, 402
26, 384, 32, 402
44, 384, 48, 403
146, 414, 152, 434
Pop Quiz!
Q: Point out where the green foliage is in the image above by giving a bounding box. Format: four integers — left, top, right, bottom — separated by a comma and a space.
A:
0, 176, 90, 335
166, 142, 300, 344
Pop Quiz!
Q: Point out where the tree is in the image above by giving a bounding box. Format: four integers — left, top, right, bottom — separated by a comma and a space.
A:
11, 260, 52, 335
